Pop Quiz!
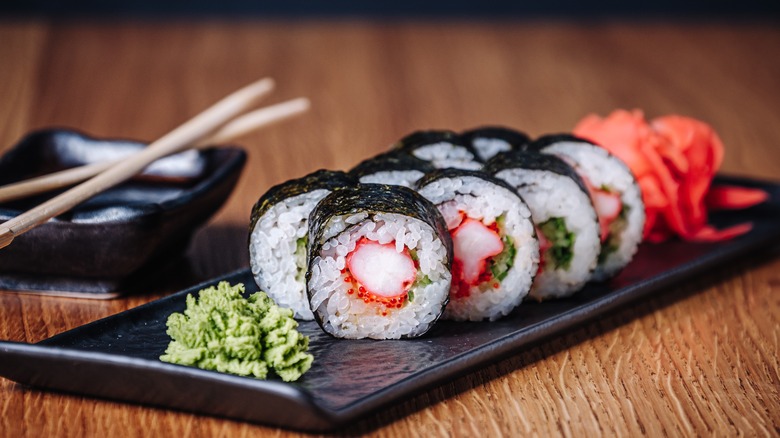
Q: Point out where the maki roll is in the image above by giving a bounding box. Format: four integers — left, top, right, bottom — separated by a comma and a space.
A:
249, 170, 357, 320
460, 126, 531, 162
485, 151, 600, 300
306, 184, 452, 339
531, 134, 645, 281
416, 169, 539, 321
350, 150, 436, 188
393, 130, 482, 170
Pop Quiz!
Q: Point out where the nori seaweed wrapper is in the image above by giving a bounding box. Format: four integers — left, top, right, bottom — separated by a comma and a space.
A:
483, 149, 589, 195
392, 130, 482, 164
460, 126, 531, 151
524, 133, 598, 152
530, 133, 640, 187
349, 150, 436, 180
307, 183, 453, 277
248, 169, 357, 239
306, 183, 453, 338
414, 167, 521, 198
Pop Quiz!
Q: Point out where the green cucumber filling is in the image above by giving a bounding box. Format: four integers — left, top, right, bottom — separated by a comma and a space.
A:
489, 236, 516, 281
599, 205, 629, 263
294, 236, 307, 282
487, 215, 516, 283
539, 217, 575, 270
407, 250, 432, 303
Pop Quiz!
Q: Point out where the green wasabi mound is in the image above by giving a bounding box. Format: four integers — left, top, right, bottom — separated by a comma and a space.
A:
160, 281, 314, 382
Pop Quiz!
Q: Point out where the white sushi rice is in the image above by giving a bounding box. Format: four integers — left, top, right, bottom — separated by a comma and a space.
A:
249, 189, 330, 320
411, 142, 483, 170
495, 169, 600, 299
417, 175, 539, 321
472, 138, 512, 162
542, 142, 645, 281
358, 170, 426, 188
308, 212, 451, 339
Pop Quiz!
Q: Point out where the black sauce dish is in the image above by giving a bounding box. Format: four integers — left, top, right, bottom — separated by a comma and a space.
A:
0, 129, 246, 297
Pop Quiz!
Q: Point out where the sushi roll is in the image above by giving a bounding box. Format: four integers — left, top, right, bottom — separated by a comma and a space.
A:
306, 184, 452, 339
460, 126, 531, 162
415, 169, 539, 321
531, 134, 645, 281
350, 150, 436, 188
393, 130, 483, 170
249, 170, 357, 320
485, 151, 601, 300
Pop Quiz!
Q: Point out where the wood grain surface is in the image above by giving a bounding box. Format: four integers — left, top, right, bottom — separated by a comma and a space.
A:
1, 19, 779, 437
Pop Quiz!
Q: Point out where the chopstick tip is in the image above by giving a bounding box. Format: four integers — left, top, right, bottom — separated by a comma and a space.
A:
281, 97, 311, 114
255, 77, 275, 91
296, 97, 311, 110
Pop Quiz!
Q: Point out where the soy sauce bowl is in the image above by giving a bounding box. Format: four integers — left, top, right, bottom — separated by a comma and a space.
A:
0, 129, 246, 297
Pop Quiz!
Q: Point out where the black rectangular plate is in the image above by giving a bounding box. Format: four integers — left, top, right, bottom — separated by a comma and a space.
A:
1, 175, 779, 432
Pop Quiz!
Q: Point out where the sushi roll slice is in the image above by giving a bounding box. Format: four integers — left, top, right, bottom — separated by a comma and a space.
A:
350, 150, 436, 188
485, 151, 601, 300
415, 169, 539, 321
531, 134, 645, 281
393, 130, 483, 170
306, 184, 452, 339
460, 126, 531, 162
249, 170, 357, 320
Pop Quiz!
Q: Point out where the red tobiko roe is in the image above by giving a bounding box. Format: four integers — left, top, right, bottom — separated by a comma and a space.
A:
573, 109, 768, 243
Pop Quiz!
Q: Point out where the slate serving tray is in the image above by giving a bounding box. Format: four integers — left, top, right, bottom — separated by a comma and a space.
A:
0, 175, 778, 432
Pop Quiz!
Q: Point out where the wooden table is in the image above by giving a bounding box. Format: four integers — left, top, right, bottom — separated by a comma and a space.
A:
1, 19, 779, 436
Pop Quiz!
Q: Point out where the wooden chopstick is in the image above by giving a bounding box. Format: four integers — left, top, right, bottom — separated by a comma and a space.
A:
0, 97, 310, 204
200, 96, 309, 145
0, 78, 276, 250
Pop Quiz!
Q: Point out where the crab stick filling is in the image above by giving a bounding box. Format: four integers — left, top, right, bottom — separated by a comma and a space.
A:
558, 155, 624, 243
450, 217, 504, 298
591, 188, 623, 242
345, 237, 416, 309
536, 228, 551, 273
